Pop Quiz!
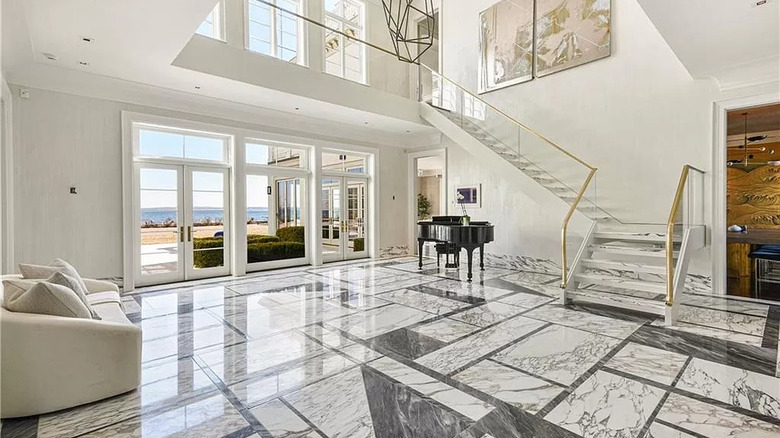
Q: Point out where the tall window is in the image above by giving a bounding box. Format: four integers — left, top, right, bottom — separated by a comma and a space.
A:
324, 0, 365, 83
247, 0, 305, 65
196, 2, 224, 40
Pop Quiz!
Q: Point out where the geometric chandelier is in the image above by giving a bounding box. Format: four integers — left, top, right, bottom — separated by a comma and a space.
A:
381, 0, 435, 64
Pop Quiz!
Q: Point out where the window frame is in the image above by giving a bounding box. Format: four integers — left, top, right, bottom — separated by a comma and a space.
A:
245, 138, 311, 171
323, 0, 367, 84
133, 123, 232, 166
196, 0, 226, 41
245, 0, 308, 66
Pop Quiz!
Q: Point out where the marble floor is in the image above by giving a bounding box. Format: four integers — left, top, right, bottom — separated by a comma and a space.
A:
3, 257, 780, 438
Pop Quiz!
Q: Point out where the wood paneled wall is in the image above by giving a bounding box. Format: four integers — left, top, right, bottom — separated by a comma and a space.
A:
727, 165, 780, 228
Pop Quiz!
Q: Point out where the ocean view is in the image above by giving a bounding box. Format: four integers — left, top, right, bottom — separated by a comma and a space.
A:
141, 208, 269, 225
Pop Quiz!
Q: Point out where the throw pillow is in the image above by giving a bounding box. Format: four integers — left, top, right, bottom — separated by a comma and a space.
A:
19, 258, 89, 294
2, 280, 92, 319
46, 272, 101, 320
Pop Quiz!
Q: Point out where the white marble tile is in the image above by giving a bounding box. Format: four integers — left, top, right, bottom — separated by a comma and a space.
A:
524, 304, 643, 340
495, 291, 554, 309
142, 324, 245, 364
422, 278, 516, 301
645, 422, 698, 438
649, 318, 764, 347
297, 324, 355, 349
228, 352, 358, 408
251, 398, 319, 438
138, 309, 225, 341
320, 290, 392, 310
337, 343, 384, 363
679, 294, 769, 317
676, 357, 780, 420
499, 271, 559, 288
454, 360, 563, 414
449, 302, 529, 328
350, 275, 439, 296
369, 356, 494, 421
226, 277, 322, 295
415, 316, 546, 375
656, 393, 780, 437
410, 318, 482, 342
677, 305, 766, 336
494, 324, 621, 386
285, 367, 376, 438
607, 342, 689, 386
545, 370, 665, 438
69, 393, 249, 438
325, 303, 433, 339
376, 288, 470, 314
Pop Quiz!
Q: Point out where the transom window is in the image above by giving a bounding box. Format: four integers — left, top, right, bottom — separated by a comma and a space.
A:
324, 0, 365, 83
196, 2, 224, 40
246, 141, 307, 168
247, 0, 305, 65
322, 150, 366, 173
137, 126, 228, 163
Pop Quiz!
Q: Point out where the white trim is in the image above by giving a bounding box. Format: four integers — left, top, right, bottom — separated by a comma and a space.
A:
406, 148, 447, 254
712, 92, 780, 296
2, 80, 15, 274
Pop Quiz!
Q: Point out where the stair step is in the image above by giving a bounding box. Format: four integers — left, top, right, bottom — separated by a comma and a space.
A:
567, 288, 666, 315
590, 244, 677, 258
581, 259, 667, 276
573, 273, 666, 294
593, 231, 679, 244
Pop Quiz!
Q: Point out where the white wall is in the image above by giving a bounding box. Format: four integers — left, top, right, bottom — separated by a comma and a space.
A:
10, 86, 410, 278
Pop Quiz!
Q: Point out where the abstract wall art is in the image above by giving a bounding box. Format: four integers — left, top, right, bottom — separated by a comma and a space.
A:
478, 0, 535, 93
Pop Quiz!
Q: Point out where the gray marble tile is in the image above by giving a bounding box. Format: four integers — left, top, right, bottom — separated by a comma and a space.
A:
644, 422, 697, 438
495, 292, 554, 309
450, 302, 529, 328
228, 352, 358, 408
607, 342, 689, 386
523, 304, 643, 340
545, 370, 665, 438
71, 393, 249, 438
196, 330, 327, 386
676, 357, 780, 419
37, 358, 218, 438
377, 288, 470, 314
454, 360, 564, 414
285, 367, 376, 438
678, 305, 767, 337
410, 318, 482, 343
416, 316, 547, 375
656, 393, 780, 437
325, 303, 434, 339
250, 398, 320, 438
494, 324, 621, 386
369, 356, 494, 421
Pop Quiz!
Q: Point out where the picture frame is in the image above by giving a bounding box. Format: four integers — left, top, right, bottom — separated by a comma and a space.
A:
478, 0, 535, 94
455, 184, 482, 207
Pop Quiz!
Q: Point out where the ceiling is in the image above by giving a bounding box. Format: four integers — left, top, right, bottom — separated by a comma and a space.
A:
637, 0, 779, 90
2, 0, 436, 141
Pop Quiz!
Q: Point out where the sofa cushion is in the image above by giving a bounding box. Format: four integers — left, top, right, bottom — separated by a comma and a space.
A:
85, 291, 122, 306
2, 280, 92, 319
19, 259, 89, 294
46, 272, 101, 320
91, 301, 132, 325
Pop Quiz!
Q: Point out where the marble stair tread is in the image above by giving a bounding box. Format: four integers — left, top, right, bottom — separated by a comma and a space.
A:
593, 231, 681, 243
581, 259, 667, 276
573, 272, 666, 294
589, 243, 678, 258
567, 288, 666, 315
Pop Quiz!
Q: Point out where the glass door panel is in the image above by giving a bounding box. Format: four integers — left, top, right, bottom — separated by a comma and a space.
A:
187, 168, 230, 279
321, 178, 342, 261
137, 164, 184, 285
345, 179, 368, 259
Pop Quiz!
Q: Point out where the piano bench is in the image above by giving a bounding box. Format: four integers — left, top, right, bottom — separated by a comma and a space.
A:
435, 243, 460, 268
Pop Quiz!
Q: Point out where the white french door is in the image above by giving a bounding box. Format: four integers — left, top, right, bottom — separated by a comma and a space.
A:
321, 176, 369, 262
135, 163, 230, 286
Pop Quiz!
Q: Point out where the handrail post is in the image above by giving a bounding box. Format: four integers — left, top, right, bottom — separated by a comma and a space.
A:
561, 169, 597, 288
666, 165, 692, 306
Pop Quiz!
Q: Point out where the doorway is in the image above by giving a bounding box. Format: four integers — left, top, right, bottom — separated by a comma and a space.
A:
135, 164, 230, 286
321, 176, 369, 262
409, 150, 446, 255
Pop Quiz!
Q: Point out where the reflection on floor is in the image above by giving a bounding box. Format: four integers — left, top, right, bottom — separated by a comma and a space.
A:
4, 257, 780, 438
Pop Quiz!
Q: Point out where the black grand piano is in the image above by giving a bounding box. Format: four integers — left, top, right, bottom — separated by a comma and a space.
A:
418, 216, 495, 281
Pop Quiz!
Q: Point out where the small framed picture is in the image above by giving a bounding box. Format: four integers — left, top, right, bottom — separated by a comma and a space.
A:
455, 184, 481, 207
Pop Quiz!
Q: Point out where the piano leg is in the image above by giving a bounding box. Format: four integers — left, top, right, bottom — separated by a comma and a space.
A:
466, 247, 475, 282
418, 239, 424, 270
480, 244, 485, 271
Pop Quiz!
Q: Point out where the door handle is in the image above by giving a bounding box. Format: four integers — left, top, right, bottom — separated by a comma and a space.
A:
187, 226, 192, 242
180, 226, 184, 243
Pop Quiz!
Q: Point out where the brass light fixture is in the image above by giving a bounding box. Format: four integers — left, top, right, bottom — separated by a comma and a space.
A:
727, 112, 775, 166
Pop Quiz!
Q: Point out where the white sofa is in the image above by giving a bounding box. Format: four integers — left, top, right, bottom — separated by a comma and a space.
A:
1, 275, 142, 418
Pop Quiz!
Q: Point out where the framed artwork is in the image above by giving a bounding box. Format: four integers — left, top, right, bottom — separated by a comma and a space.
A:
535, 0, 611, 77
478, 0, 535, 93
456, 184, 482, 207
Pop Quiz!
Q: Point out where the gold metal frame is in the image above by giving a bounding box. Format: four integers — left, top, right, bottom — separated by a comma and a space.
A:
561, 168, 597, 287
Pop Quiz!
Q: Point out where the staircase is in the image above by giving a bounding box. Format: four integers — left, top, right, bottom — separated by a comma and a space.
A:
417, 66, 706, 325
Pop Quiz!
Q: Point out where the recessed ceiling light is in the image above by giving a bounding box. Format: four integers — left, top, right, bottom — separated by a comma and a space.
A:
364, 121, 369, 125
406, 130, 411, 133
80, 36, 94, 43
294, 107, 300, 110
43, 52, 58, 61
79, 61, 89, 66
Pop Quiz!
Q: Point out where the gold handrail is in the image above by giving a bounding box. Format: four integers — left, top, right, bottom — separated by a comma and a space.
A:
665, 164, 705, 306
561, 168, 598, 287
